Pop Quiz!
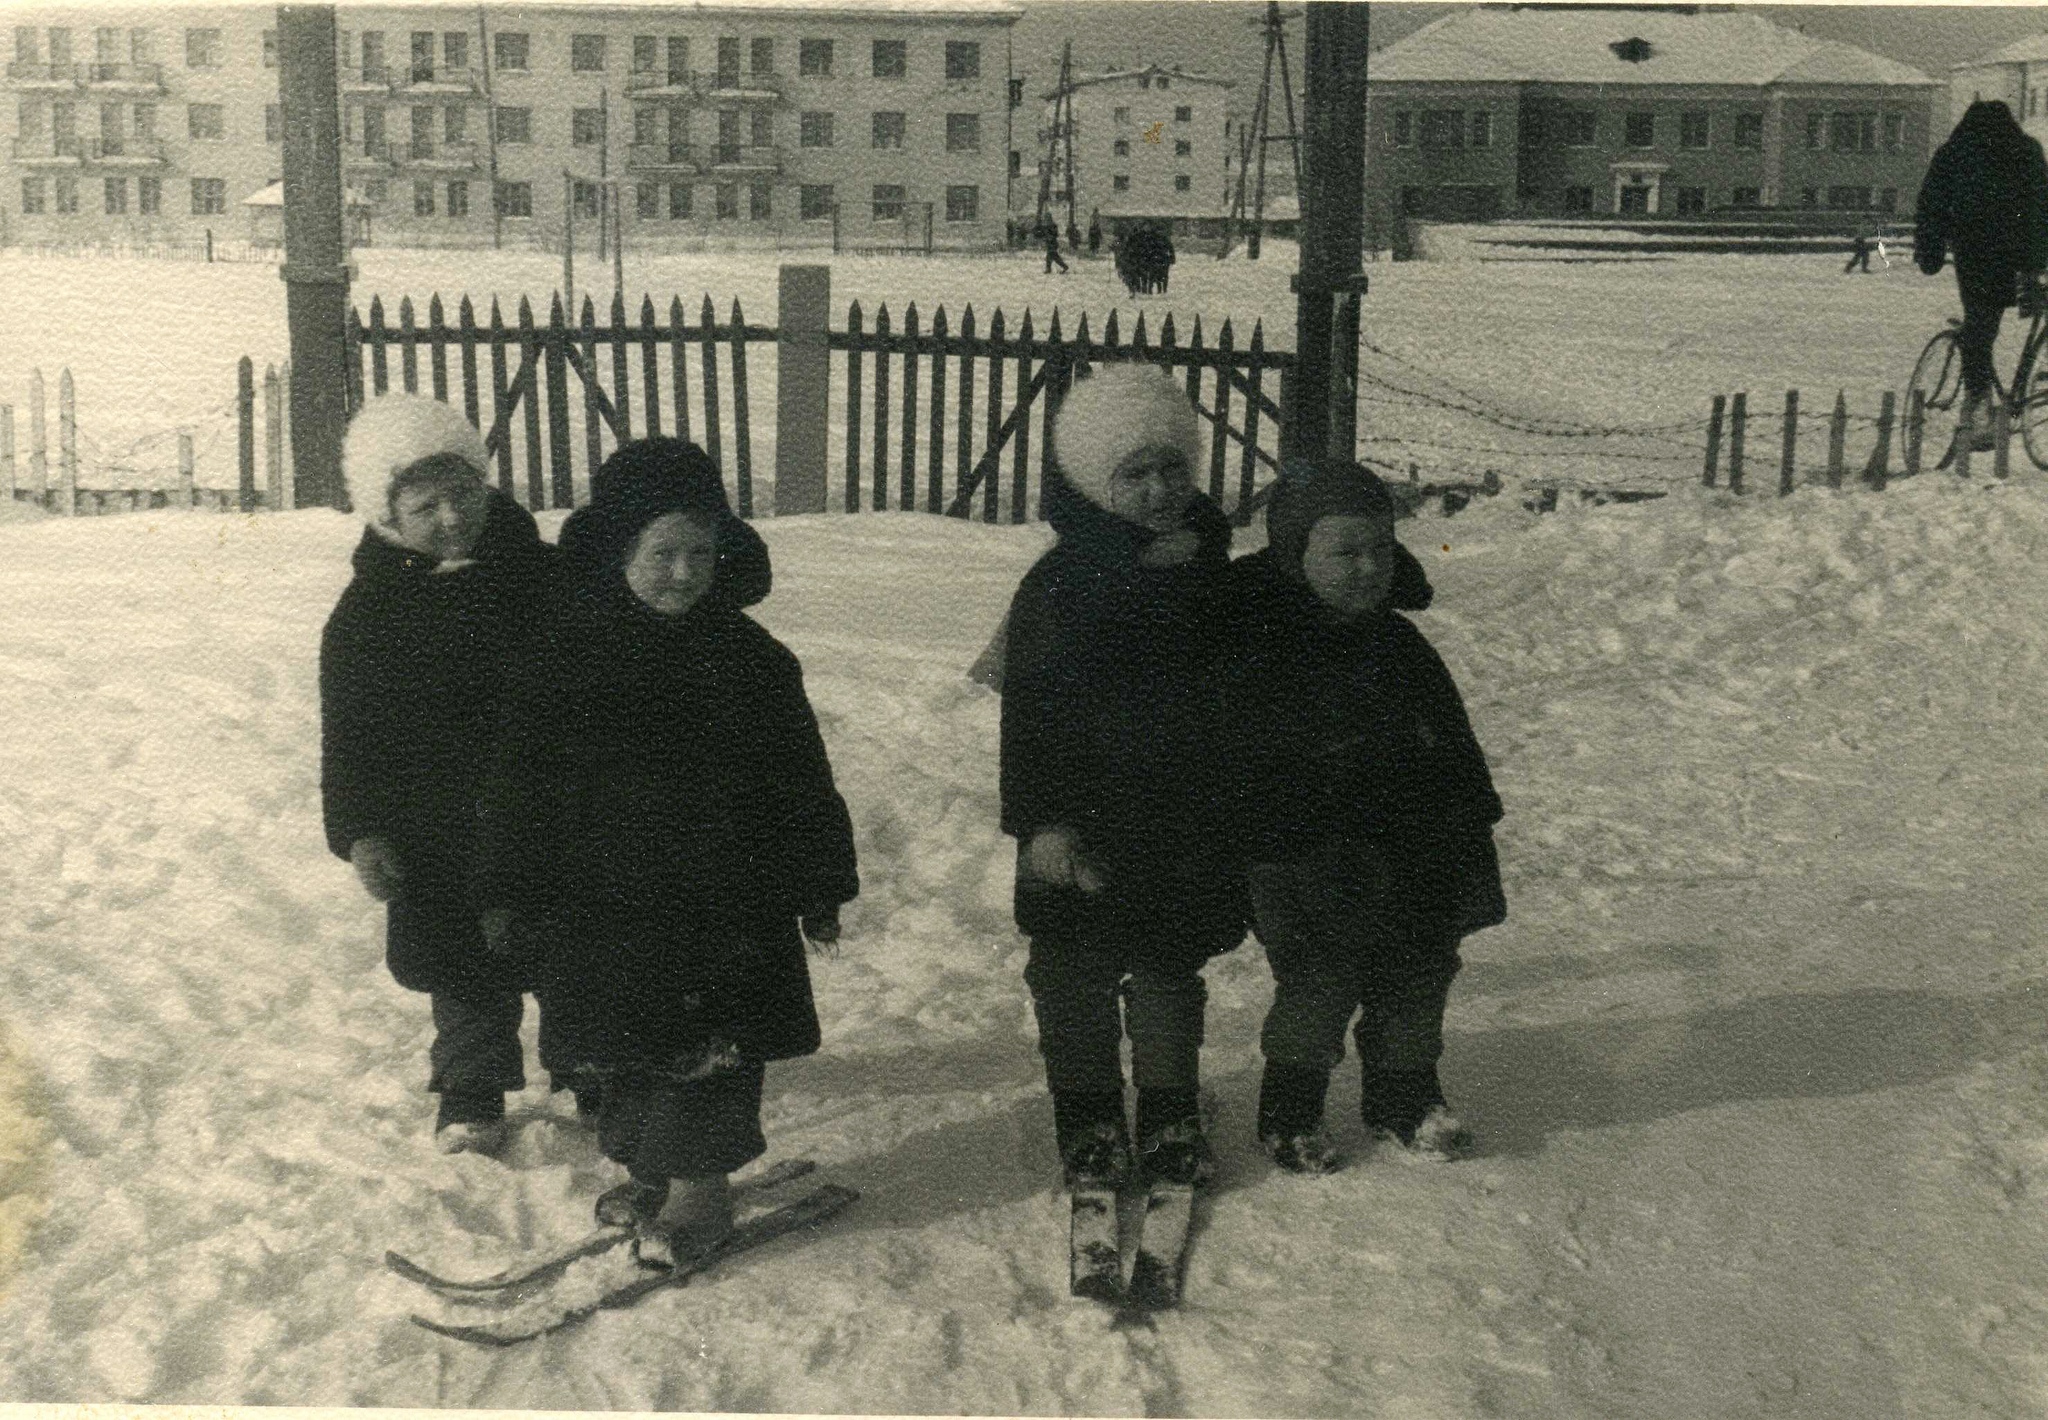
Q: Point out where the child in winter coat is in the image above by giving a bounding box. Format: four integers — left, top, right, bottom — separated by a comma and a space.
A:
475, 438, 857, 1267
1000, 364, 1248, 1202
320, 394, 564, 1156
1222, 460, 1506, 1173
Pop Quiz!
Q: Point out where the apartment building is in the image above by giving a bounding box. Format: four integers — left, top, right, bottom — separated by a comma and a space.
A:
1367, 9, 1937, 238
1039, 63, 1232, 246
4, 0, 1021, 251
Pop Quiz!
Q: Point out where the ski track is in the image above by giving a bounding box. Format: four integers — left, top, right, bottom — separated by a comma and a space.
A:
0, 472, 2043, 1412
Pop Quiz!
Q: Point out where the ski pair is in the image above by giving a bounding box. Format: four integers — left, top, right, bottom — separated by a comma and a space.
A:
1070, 1173, 1197, 1313
387, 1157, 817, 1304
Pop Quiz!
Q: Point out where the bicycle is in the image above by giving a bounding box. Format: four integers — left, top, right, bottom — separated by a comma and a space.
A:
1906, 273, 2048, 470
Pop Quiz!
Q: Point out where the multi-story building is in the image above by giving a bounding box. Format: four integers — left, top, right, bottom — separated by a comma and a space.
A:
3, 0, 1021, 251
1366, 9, 1938, 239
1038, 63, 1233, 247
1950, 36, 2048, 147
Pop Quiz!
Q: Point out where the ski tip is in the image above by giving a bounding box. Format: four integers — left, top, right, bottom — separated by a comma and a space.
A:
410, 1313, 526, 1348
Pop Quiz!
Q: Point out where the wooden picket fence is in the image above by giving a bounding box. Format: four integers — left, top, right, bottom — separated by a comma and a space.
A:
1700, 384, 2032, 493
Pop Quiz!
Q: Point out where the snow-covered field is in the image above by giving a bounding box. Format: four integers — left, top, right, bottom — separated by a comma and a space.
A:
0, 463, 2045, 1413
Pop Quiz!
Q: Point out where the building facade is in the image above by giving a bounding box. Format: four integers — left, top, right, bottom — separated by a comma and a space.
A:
1366, 9, 1938, 240
1038, 64, 1232, 245
1950, 36, 2048, 148
4, 0, 1020, 251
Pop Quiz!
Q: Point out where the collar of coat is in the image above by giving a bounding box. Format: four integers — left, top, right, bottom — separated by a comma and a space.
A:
1041, 470, 1232, 576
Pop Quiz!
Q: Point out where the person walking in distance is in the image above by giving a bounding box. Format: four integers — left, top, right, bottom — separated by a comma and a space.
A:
1039, 214, 1070, 275
320, 394, 565, 1155
1916, 100, 2048, 453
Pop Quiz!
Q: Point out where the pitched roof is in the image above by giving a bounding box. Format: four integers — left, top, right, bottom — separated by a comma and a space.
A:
1059, 63, 1233, 98
1959, 34, 2048, 68
1373, 8, 1934, 88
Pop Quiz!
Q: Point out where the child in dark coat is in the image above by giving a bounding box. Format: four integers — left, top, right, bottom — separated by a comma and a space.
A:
1223, 461, 1506, 1173
320, 394, 563, 1156
1000, 365, 1248, 1198
475, 438, 857, 1266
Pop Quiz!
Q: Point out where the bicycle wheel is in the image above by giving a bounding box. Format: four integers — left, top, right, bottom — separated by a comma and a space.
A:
2022, 350, 2048, 470
1906, 327, 1966, 471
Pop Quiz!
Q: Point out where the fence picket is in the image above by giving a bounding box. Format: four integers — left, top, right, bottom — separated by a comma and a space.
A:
1074, 312, 1093, 380
399, 296, 419, 395
27, 370, 44, 499
1012, 310, 1036, 525
1903, 388, 1923, 477
984, 308, 1006, 523
0, 405, 11, 503
1729, 392, 1748, 494
699, 295, 724, 491
368, 296, 389, 396
345, 305, 366, 414
1703, 394, 1724, 486
871, 304, 893, 511
1160, 313, 1176, 352
901, 302, 920, 512
730, 296, 753, 518
844, 301, 864, 514
487, 298, 513, 496
611, 292, 633, 442
640, 296, 661, 437
1038, 310, 1063, 523
1778, 389, 1798, 496
1210, 321, 1234, 502
955, 306, 976, 520
1993, 397, 2012, 479
545, 295, 574, 510
458, 296, 480, 429
236, 357, 255, 514
1103, 309, 1120, 353
1183, 316, 1204, 485
928, 306, 949, 514
1238, 321, 1265, 520
1133, 311, 1149, 352
264, 363, 283, 510
1863, 391, 1894, 491
1825, 392, 1847, 489
428, 294, 449, 403
178, 430, 194, 509
580, 297, 604, 479
518, 298, 545, 508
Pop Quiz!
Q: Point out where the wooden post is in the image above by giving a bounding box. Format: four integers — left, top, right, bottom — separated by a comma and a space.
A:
579, 297, 602, 479
1826, 392, 1847, 489
1011, 309, 1034, 525
1728, 391, 1747, 494
669, 294, 692, 445
729, 296, 752, 518
179, 431, 196, 508
1778, 388, 1798, 496
237, 356, 257, 512
428, 294, 448, 402
843, 300, 864, 513
264, 364, 284, 510
954, 305, 976, 519
544, 295, 573, 509
1955, 404, 1974, 479
697, 294, 723, 494
0, 404, 12, 504
29, 368, 47, 501
1864, 391, 1894, 490
399, 296, 419, 394
927, 305, 949, 514
58, 368, 77, 517
517, 297, 544, 508
1904, 387, 1924, 477
871, 304, 892, 510
770, 264, 827, 514
1240, 321, 1267, 519
1993, 398, 2012, 479
983, 308, 1006, 523
280, 362, 294, 509
277, 5, 350, 509
638, 296, 660, 437
609, 291, 631, 441
900, 302, 920, 513
1702, 394, 1724, 486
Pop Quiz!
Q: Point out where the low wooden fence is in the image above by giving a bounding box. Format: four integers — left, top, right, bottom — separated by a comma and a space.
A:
1699, 385, 2018, 494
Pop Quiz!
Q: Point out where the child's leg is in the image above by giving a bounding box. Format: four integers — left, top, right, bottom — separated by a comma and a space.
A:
426, 988, 525, 1149
1125, 965, 1208, 1177
1355, 931, 1464, 1143
617, 1064, 766, 1263
1023, 932, 1132, 1177
1248, 866, 1362, 1143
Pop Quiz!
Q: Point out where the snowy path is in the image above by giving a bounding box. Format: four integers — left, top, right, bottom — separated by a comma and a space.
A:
0, 483, 2044, 1414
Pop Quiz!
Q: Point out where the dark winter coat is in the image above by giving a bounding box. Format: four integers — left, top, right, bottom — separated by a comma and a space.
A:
1916, 100, 2048, 310
999, 473, 1248, 963
475, 504, 856, 1077
319, 492, 562, 993
1220, 549, 1505, 938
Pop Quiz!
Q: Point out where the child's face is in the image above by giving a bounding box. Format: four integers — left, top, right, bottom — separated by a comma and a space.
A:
389, 473, 489, 563
624, 512, 719, 616
1300, 513, 1396, 621
1106, 446, 1195, 534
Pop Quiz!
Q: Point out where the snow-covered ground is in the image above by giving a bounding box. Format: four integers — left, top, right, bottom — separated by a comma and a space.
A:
0, 463, 2045, 1414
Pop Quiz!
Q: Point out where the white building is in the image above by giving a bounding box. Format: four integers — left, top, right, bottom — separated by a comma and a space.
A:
1950, 35, 2048, 147
1038, 63, 1232, 246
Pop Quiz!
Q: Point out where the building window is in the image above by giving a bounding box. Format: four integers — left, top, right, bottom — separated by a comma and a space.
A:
670, 182, 693, 218
17, 102, 38, 139
495, 107, 531, 144
946, 184, 977, 221
1675, 186, 1705, 215
1827, 185, 1872, 210
946, 112, 980, 151
47, 28, 71, 66
567, 180, 597, 220
749, 180, 771, 220
265, 104, 281, 144
571, 35, 605, 72
635, 105, 659, 145
1174, 138, 1191, 157
632, 35, 657, 72
138, 174, 160, 213
1113, 105, 1130, 125
53, 175, 77, 213
20, 177, 44, 214
1010, 78, 1024, 107
445, 106, 466, 144
494, 33, 528, 71
1114, 138, 1131, 157
189, 176, 224, 214
801, 183, 834, 220
1806, 113, 1824, 150
1734, 113, 1763, 150
1471, 112, 1491, 149
637, 180, 660, 218
1731, 185, 1760, 208
185, 28, 221, 69
945, 41, 979, 80
751, 108, 773, 146
1157, 76, 1170, 90
1112, 174, 1129, 191
1800, 186, 1818, 208
1680, 111, 1708, 149
262, 29, 277, 68
414, 179, 435, 216
1009, 149, 1021, 177
1625, 111, 1654, 148
444, 31, 467, 70
103, 176, 126, 213
1563, 185, 1592, 213
572, 108, 603, 146
872, 183, 904, 220
448, 179, 468, 216
1883, 114, 1904, 151
1391, 111, 1411, 147
187, 104, 223, 140
1561, 111, 1596, 146
1173, 174, 1191, 192
872, 110, 906, 148
1175, 105, 1192, 123
1829, 113, 1876, 152
800, 111, 833, 147
800, 39, 832, 76
411, 31, 435, 83
872, 40, 906, 79
494, 180, 532, 217
666, 36, 689, 80
1419, 110, 1464, 150
133, 102, 155, 139
14, 28, 37, 64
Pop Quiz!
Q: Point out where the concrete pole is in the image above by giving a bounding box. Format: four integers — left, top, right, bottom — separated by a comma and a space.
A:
1285, 1, 1371, 466
277, 6, 351, 509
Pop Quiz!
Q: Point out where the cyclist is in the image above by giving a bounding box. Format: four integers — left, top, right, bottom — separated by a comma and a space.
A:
1915, 99, 2048, 452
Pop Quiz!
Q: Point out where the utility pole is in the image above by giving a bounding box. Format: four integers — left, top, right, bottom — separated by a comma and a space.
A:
277, 5, 349, 510
1285, 1, 1370, 466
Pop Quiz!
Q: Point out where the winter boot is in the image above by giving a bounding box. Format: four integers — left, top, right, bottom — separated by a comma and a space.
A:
1053, 1091, 1133, 1188
595, 1175, 669, 1228
633, 1173, 734, 1271
434, 1092, 509, 1156
1136, 1088, 1214, 1188
1363, 1069, 1473, 1163
1257, 1062, 1341, 1174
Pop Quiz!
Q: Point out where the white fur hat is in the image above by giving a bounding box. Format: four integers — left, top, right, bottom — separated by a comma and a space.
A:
1052, 364, 1204, 509
341, 393, 490, 524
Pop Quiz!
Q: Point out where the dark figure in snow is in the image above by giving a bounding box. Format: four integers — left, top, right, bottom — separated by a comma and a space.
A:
1039, 215, 1070, 274
999, 364, 1248, 1199
1843, 231, 1873, 275
1221, 461, 1505, 1174
1155, 225, 1177, 294
475, 438, 857, 1268
1916, 99, 2048, 453
1087, 211, 1103, 258
320, 394, 565, 1155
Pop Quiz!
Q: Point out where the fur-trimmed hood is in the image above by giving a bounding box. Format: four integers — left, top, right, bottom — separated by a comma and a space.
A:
557, 437, 772, 611
342, 394, 491, 527
1051, 363, 1204, 511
